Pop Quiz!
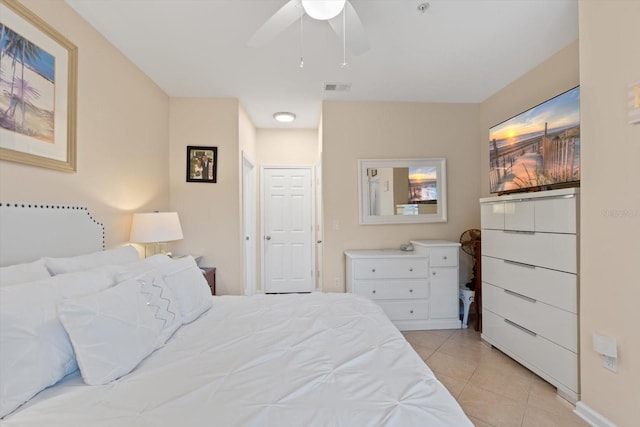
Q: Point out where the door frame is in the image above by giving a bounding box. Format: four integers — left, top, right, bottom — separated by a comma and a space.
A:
260, 165, 316, 293
315, 160, 323, 291
242, 152, 257, 295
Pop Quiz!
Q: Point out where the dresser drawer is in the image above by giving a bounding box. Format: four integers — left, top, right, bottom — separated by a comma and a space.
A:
535, 196, 577, 233
483, 283, 578, 352
429, 248, 458, 267
481, 202, 505, 230
504, 200, 535, 231
483, 309, 578, 393
481, 255, 577, 313
352, 258, 428, 279
353, 280, 428, 300
482, 229, 577, 273
377, 300, 429, 321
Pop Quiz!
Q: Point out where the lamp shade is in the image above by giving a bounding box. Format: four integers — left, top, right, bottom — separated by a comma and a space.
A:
130, 212, 184, 243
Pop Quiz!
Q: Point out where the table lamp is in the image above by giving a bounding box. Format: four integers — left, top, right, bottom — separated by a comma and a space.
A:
130, 212, 184, 257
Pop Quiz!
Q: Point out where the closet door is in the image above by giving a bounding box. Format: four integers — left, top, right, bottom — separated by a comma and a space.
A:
262, 167, 314, 293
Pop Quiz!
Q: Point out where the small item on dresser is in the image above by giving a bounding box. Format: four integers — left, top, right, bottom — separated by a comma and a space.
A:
399, 243, 414, 251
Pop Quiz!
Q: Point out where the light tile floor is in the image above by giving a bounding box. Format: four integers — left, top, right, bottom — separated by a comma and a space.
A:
402, 325, 590, 427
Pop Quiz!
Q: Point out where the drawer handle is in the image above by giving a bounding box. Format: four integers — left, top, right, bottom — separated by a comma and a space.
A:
371, 268, 376, 273
409, 310, 414, 314
504, 289, 537, 303
432, 271, 436, 276
372, 290, 376, 294
504, 319, 537, 337
504, 259, 536, 269
443, 255, 447, 260
409, 267, 413, 272
409, 289, 413, 293
504, 230, 535, 235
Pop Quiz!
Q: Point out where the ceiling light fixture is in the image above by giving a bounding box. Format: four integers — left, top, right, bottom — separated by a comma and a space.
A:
273, 112, 296, 123
301, 0, 346, 21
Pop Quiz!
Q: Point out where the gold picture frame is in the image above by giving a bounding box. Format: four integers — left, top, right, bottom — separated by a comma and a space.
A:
0, 0, 78, 172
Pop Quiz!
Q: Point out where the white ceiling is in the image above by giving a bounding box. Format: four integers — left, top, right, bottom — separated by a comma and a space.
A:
64, 0, 578, 129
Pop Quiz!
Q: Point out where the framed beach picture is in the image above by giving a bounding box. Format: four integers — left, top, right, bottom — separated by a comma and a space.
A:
0, 0, 78, 172
186, 146, 217, 183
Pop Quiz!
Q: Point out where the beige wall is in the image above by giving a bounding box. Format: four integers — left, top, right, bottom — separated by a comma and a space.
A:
239, 105, 257, 163
169, 98, 243, 295
0, 0, 170, 251
256, 128, 319, 166
578, 1, 640, 425
321, 101, 481, 292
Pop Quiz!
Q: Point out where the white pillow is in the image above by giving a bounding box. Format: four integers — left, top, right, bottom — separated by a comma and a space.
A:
0, 271, 114, 418
0, 259, 50, 287
44, 245, 139, 275
58, 279, 160, 386
144, 254, 173, 265
115, 268, 183, 346
147, 256, 212, 323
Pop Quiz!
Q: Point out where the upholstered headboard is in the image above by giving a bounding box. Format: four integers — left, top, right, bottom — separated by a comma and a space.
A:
0, 202, 104, 267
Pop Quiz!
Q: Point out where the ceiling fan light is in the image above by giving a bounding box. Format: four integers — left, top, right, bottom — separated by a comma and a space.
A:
273, 112, 296, 123
301, 0, 346, 21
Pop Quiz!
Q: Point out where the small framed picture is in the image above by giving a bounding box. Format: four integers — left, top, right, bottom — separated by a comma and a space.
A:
186, 146, 217, 183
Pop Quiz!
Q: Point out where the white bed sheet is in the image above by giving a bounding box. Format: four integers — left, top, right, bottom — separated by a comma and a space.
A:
1, 293, 472, 426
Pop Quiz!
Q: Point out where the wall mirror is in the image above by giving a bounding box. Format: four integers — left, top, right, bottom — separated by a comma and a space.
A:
358, 158, 447, 225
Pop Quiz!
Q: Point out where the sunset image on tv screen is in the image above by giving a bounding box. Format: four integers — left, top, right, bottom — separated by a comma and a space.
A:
489, 86, 580, 193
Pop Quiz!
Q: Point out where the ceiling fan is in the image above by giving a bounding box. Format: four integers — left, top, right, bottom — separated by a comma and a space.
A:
247, 0, 370, 56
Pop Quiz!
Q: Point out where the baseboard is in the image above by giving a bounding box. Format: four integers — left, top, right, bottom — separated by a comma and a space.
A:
575, 402, 617, 427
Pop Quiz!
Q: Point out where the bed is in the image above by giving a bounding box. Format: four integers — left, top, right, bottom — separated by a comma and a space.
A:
0, 203, 472, 426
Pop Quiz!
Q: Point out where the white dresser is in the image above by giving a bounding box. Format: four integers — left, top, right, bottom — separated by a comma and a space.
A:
345, 240, 461, 331
480, 188, 579, 403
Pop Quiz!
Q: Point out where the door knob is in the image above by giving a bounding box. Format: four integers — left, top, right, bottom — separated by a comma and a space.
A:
265, 236, 271, 240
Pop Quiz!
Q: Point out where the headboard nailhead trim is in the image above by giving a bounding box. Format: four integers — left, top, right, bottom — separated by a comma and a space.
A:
0, 202, 106, 250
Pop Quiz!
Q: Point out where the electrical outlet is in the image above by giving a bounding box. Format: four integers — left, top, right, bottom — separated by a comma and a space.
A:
602, 355, 618, 373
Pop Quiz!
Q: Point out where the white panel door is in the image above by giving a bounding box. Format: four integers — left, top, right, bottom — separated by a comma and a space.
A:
263, 168, 314, 293
242, 153, 256, 295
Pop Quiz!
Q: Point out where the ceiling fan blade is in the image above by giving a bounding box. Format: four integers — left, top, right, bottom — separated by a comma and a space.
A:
328, 1, 370, 55
247, 0, 304, 48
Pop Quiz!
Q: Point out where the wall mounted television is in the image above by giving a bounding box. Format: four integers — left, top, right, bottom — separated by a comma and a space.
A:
489, 86, 580, 194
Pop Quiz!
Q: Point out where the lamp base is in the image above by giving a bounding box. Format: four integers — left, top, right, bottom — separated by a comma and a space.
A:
143, 242, 169, 258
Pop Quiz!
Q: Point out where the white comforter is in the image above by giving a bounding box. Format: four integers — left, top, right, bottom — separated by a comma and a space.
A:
1, 293, 471, 426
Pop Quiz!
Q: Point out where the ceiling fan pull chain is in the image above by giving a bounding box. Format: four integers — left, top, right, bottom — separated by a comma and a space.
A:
341, 5, 348, 68
300, 14, 304, 68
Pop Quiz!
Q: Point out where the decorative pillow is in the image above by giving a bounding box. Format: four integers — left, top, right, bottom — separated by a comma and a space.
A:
0, 271, 114, 418
58, 279, 160, 386
0, 259, 50, 287
44, 245, 139, 276
146, 256, 212, 323
115, 267, 183, 346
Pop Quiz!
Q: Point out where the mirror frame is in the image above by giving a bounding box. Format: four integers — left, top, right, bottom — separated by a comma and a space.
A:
358, 158, 447, 225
